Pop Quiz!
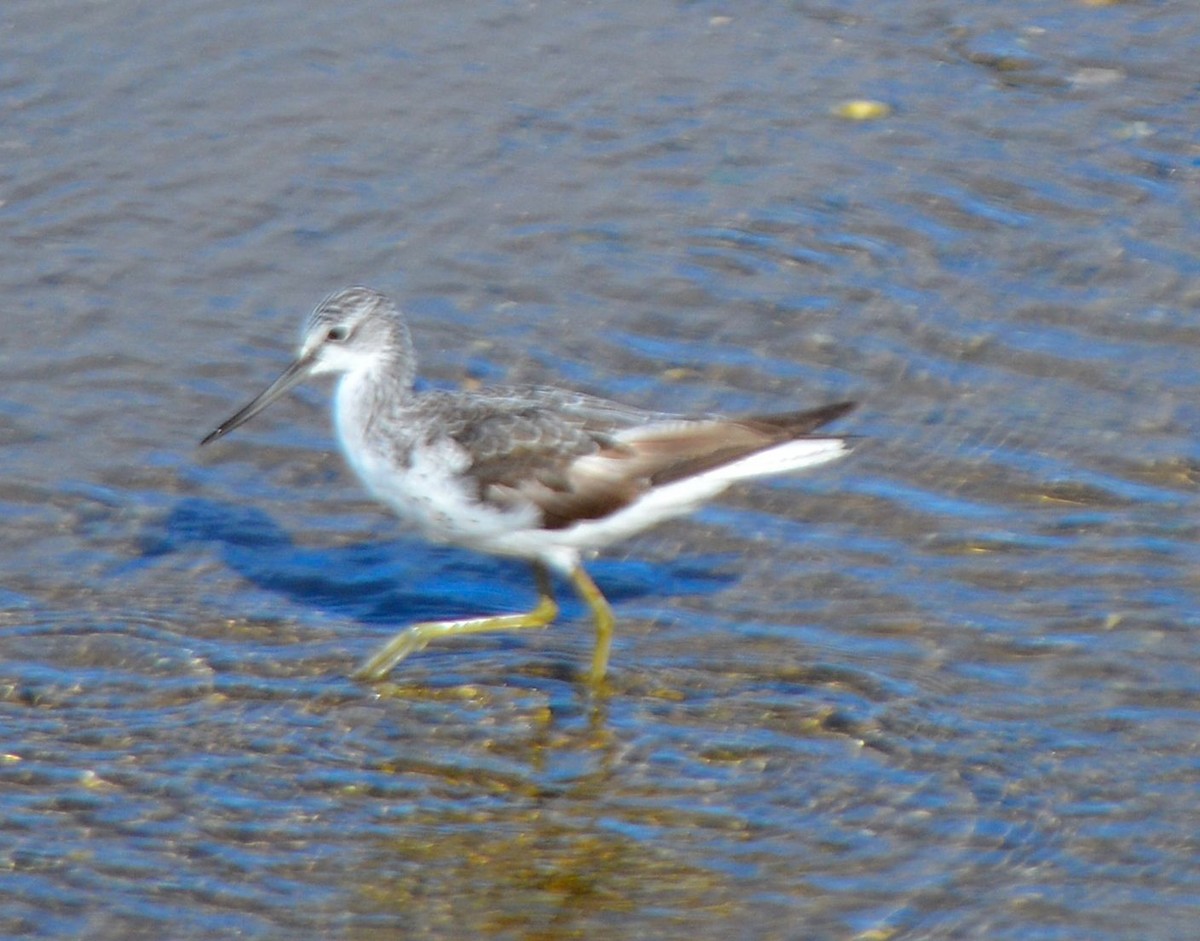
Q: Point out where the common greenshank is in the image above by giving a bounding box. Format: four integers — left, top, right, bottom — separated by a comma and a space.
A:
201, 287, 855, 684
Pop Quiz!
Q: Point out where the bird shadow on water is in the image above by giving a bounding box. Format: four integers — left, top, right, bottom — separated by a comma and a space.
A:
152, 498, 736, 670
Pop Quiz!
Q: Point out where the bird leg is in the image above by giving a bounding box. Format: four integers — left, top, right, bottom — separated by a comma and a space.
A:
353, 562, 617, 685
353, 563, 559, 682
568, 565, 615, 686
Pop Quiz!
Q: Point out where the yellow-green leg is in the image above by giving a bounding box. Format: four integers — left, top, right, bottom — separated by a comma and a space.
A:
352, 563, 558, 681
569, 565, 615, 686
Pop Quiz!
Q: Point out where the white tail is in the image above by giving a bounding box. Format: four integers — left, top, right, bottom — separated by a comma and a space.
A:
703, 437, 849, 483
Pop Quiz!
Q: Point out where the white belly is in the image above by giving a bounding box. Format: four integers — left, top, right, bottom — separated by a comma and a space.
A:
348, 431, 542, 544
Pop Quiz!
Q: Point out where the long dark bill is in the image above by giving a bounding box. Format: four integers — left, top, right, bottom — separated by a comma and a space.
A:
199, 353, 315, 446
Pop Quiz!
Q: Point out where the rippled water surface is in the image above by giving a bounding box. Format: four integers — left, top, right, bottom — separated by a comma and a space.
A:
3, 1, 1199, 938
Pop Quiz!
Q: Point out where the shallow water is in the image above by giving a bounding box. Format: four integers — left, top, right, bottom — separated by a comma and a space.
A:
2, 1, 1199, 938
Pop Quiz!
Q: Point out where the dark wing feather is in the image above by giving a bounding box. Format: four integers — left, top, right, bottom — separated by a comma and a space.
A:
738, 400, 857, 436
432, 392, 639, 528
436, 390, 855, 530
648, 400, 857, 485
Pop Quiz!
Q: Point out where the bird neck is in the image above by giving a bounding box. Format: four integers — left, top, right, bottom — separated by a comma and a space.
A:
383, 317, 417, 393
333, 371, 386, 456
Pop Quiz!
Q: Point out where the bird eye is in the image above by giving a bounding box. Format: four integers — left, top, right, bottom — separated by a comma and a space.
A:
326, 325, 349, 342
